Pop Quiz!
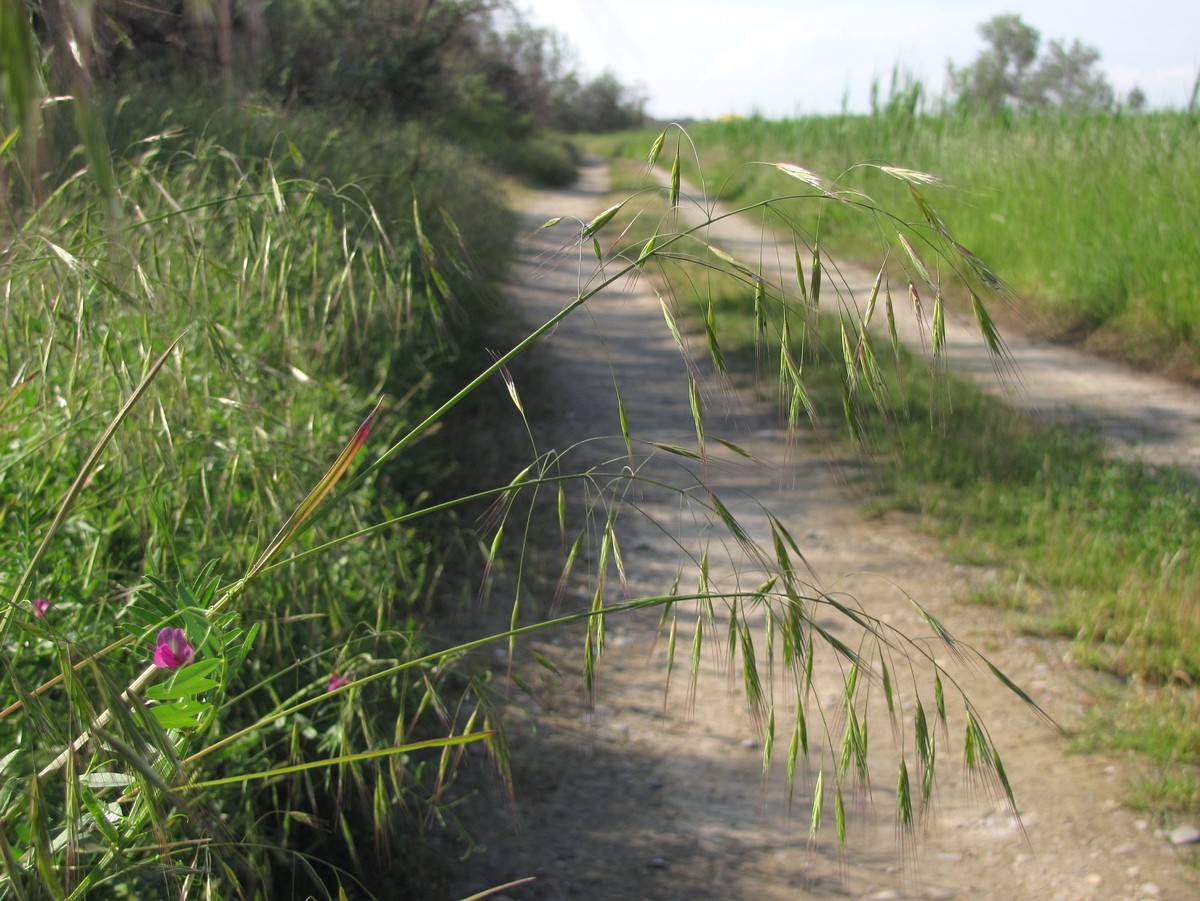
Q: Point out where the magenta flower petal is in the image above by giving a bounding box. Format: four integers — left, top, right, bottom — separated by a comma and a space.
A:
153, 628, 194, 671
32, 599, 51, 619
327, 672, 350, 692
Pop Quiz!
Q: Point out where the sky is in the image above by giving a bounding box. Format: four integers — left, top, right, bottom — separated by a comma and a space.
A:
515, 0, 1200, 119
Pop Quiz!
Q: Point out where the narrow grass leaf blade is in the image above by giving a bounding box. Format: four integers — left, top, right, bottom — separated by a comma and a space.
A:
247, 397, 384, 580
932, 293, 946, 357
809, 247, 822, 309
185, 734, 491, 789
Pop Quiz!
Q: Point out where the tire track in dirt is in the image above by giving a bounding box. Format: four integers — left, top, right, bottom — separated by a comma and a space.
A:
445, 162, 1199, 900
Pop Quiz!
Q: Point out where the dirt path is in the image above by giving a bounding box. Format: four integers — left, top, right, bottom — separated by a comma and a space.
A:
444, 162, 1199, 900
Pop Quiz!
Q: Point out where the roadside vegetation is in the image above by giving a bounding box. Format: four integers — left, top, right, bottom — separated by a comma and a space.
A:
598, 18, 1200, 816
0, 1, 651, 896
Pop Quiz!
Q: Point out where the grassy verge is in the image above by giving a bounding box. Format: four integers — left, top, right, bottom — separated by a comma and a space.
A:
0, 93, 560, 893
605, 149, 1200, 817
873, 383, 1200, 816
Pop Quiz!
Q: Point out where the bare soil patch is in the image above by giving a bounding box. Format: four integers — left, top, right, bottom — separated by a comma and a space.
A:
441, 162, 1200, 900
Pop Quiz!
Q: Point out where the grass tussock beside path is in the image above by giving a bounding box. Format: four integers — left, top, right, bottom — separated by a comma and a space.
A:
604, 110, 1200, 377
601, 155, 1200, 818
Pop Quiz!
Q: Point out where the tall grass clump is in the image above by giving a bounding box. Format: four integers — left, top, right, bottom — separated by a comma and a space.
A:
612, 108, 1200, 370
95, 85, 519, 287
0, 138, 516, 895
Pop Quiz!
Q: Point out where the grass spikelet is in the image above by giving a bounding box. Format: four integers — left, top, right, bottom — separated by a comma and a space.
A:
885, 283, 901, 369
985, 659, 1055, 726
707, 242, 758, 279
637, 233, 657, 264
908, 185, 949, 236
704, 298, 727, 373
932, 292, 946, 358
862, 262, 884, 326
969, 291, 1019, 384
753, 277, 767, 361
786, 707, 802, 797
879, 165, 942, 186
647, 130, 666, 168
740, 624, 764, 719
670, 153, 681, 209
774, 162, 831, 194
582, 201, 625, 237
835, 784, 846, 845
794, 241, 808, 306
664, 607, 679, 682
897, 759, 913, 828
915, 700, 936, 799
687, 371, 706, 458
840, 321, 857, 393
880, 657, 895, 716
898, 232, 934, 289
617, 391, 632, 460
810, 770, 824, 837
843, 661, 860, 707
762, 706, 775, 776
659, 296, 687, 353
554, 531, 585, 611
688, 612, 704, 712
934, 674, 947, 729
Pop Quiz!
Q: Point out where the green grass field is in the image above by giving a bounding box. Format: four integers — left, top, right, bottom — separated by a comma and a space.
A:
609, 110, 1200, 374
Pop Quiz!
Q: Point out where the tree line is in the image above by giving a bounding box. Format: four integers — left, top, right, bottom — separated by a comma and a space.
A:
20, 0, 646, 131
948, 13, 1145, 115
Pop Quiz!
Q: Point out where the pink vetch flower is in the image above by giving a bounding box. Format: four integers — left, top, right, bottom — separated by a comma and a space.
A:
31, 599, 51, 619
327, 672, 351, 693
153, 628, 195, 671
